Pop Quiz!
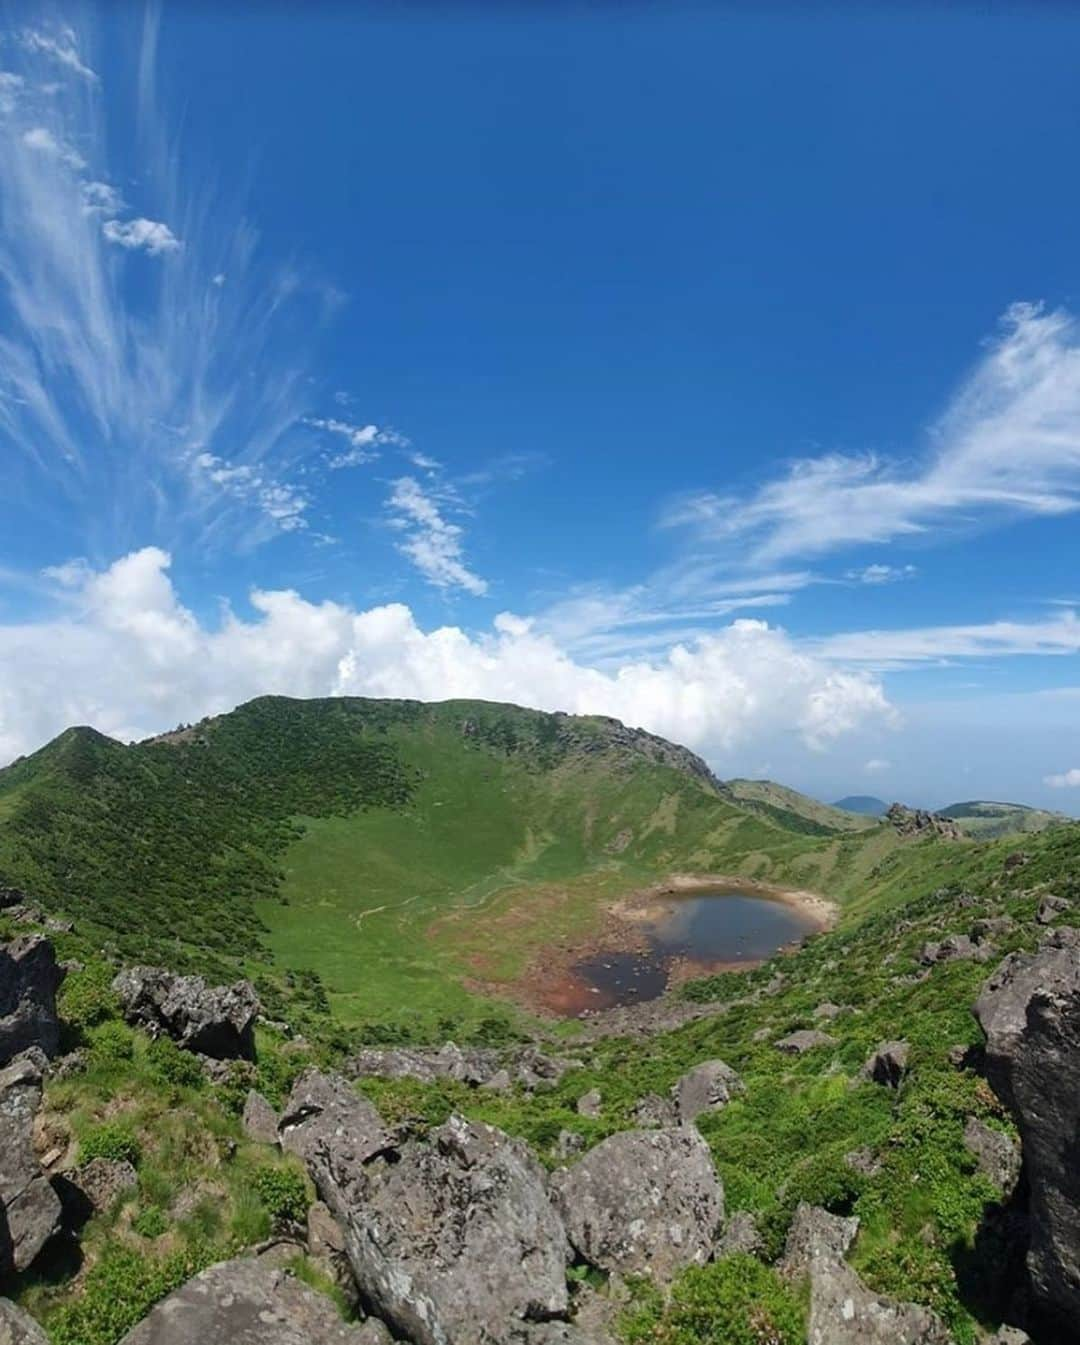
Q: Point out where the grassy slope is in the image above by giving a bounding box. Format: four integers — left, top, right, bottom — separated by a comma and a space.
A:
726, 778, 879, 834
938, 799, 1070, 840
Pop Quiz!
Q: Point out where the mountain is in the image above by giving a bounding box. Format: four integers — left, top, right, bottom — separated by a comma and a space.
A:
936, 799, 1070, 840
727, 779, 881, 834
832, 794, 889, 816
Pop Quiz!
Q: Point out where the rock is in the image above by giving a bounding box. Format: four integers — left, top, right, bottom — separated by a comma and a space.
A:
671, 1059, 743, 1124
1036, 894, 1071, 925
0, 1051, 61, 1274
306, 1201, 358, 1309
117, 1257, 368, 1343
283, 1080, 569, 1345
112, 966, 259, 1060
986, 1328, 1031, 1344
352, 1321, 393, 1345
0, 1298, 49, 1343
774, 1029, 836, 1055
813, 1002, 844, 1020
751, 1025, 772, 1042
479, 1068, 512, 1093
715, 1209, 762, 1257
243, 1090, 280, 1146
962, 1116, 1021, 1196
75, 1157, 137, 1212
555, 1129, 586, 1160
1003, 851, 1029, 871
972, 917, 1014, 942
861, 1040, 910, 1088
885, 803, 962, 841
780, 1204, 950, 1344
550, 1127, 723, 1282
975, 934, 1080, 1329
632, 1093, 677, 1127
576, 1088, 602, 1118
0, 935, 64, 1065
920, 934, 992, 965
844, 1147, 883, 1178
507, 1044, 581, 1090
348, 1042, 499, 1087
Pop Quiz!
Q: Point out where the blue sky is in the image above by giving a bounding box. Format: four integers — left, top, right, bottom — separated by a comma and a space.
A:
2, 1, 1080, 812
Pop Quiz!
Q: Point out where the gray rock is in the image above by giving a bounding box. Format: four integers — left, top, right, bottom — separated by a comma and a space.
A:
920, 934, 992, 965
844, 1147, 883, 1178
1036, 894, 1071, 925
813, 1002, 844, 1020
986, 1328, 1031, 1344
774, 1029, 836, 1055
0, 1298, 49, 1344
576, 1088, 602, 1118
112, 966, 259, 1060
75, 1157, 138, 1212
348, 1042, 499, 1087
282, 1079, 569, 1345
861, 1040, 910, 1088
0, 936, 64, 1065
963, 1116, 1021, 1196
972, 916, 1014, 942
550, 1126, 723, 1282
352, 1321, 394, 1345
243, 1090, 280, 1146
507, 1044, 581, 1090
555, 1129, 586, 1160
975, 934, 1080, 1329
117, 1257, 368, 1343
632, 1093, 677, 1127
780, 1204, 950, 1344
479, 1068, 512, 1093
671, 1059, 743, 1124
306, 1200, 358, 1309
0, 1051, 61, 1275
715, 1209, 762, 1257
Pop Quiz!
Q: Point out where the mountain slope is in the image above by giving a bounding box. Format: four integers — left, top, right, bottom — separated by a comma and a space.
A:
937, 799, 1069, 839
727, 779, 881, 834
832, 794, 889, 816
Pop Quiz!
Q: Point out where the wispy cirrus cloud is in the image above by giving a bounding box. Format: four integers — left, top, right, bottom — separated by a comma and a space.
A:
811, 609, 1080, 668
664, 303, 1080, 566
386, 476, 488, 596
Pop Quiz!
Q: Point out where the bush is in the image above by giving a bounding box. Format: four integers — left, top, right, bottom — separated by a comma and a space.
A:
80, 1121, 141, 1167
59, 961, 122, 1031
146, 1036, 205, 1089
252, 1164, 310, 1225
132, 1205, 168, 1239
621, 1256, 806, 1345
87, 1021, 135, 1067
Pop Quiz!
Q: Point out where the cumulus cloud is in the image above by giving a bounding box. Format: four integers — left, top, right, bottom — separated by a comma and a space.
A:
846, 564, 918, 585
665, 303, 1080, 565
387, 477, 488, 596
102, 216, 181, 255
0, 549, 895, 767
22, 125, 85, 169
1045, 768, 1080, 788
864, 757, 891, 774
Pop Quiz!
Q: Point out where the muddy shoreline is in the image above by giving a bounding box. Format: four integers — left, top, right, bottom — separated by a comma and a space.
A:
507, 873, 838, 1017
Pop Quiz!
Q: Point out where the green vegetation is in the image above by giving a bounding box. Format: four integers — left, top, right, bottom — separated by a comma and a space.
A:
727, 779, 879, 834
937, 799, 1069, 840
621, 1257, 806, 1344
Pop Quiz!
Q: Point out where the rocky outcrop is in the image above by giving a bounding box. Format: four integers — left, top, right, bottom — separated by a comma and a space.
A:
919, 934, 993, 966
0, 1051, 61, 1275
117, 1257, 373, 1343
75, 1157, 137, 1213
861, 1040, 910, 1088
780, 1204, 951, 1343
112, 967, 259, 1060
242, 1090, 279, 1146
346, 1041, 578, 1092
974, 931, 1080, 1330
886, 803, 962, 841
632, 1093, 677, 1127
281, 1072, 569, 1345
715, 1209, 762, 1257
963, 1116, 1021, 1196
670, 1059, 743, 1123
575, 1088, 601, 1118
0, 1297, 49, 1343
550, 1127, 723, 1282
0, 936, 64, 1065
1036, 894, 1070, 925
774, 1029, 836, 1054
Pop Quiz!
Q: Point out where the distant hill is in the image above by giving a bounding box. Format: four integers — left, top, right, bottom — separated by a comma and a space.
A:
726, 779, 880, 835
832, 795, 889, 817
937, 799, 1070, 840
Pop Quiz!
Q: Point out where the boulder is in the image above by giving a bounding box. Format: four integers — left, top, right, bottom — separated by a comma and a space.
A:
112, 967, 259, 1060
780, 1204, 950, 1344
963, 1116, 1021, 1196
348, 1042, 499, 1087
306, 1200, 358, 1309
575, 1088, 602, 1118
844, 1147, 883, 1178
117, 1257, 369, 1343
550, 1127, 723, 1282
0, 1051, 61, 1275
860, 1040, 910, 1088
555, 1129, 586, 1160
281, 1075, 569, 1345
0, 1298, 49, 1344
0, 936, 64, 1065
242, 1090, 280, 1146
352, 1322, 393, 1345
813, 1002, 844, 1020
974, 933, 1080, 1329
1036, 894, 1071, 925
632, 1093, 677, 1127
774, 1029, 835, 1055
671, 1059, 743, 1123
75, 1157, 137, 1213
919, 935, 992, 965
715, 1209, 762, 1257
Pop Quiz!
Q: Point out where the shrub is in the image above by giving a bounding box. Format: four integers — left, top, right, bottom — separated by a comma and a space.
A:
132, 1205, 168, 1239
146, 1036, 205, 1089
79, 1121, 141, 1167
621, 1256, 806, 1345
59, 961, 122, 1031
252, 1164, 310, 1225
87, 1021, 135, 1067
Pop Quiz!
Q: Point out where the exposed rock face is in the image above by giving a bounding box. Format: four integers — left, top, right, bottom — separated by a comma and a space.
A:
715, 1209, 762, 1257
306, 1200, 358, 1309
632, 1093, 677, 1127
550, 1127, 723, 1282
0, 1051, 61, 1275
974, 932, 1080, 1330
242, 1090, 280, 1146
117, 1257, 370, 1343
0, 936, 64, 1065
919, 934, 992, 965
575, 1088, 602, 1118
963, 1116, 1021, 1196
671, 1059, 743, 1123
861, 1040, 910, 1088
1036, 894, 1071, 925
780, 1204, 951, 1344
281, 1072, 569, 1345
112, 966, 259, 1060
774, 1029, 836, 1054
75, 1157, 137, 1213
886, 803, 962, 841
347, 1042, 578, 1093
0, 1297, 49, 1344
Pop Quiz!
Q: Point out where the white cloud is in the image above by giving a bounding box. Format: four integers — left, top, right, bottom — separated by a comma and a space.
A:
0, 72, 25, 114
813, 610, 1080, 667
304, 417, 410, 468
192, 453, 309, 533
864, 757, 891, 774
22, 125, 85, 169
0, 549, 895, 768
1045, 768, 1080, 788
81, 180, 123, 215
19, 28, 98, 83
387, 477, 488, 596
846, 564, 918, 585
665, 303, 1080, 565
102, 216, 181, 255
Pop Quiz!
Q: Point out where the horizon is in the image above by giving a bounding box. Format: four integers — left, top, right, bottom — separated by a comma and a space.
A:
3, 1, 1080, 814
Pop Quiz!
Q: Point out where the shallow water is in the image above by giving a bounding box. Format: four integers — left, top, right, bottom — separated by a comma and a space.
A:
570, 890, 814, 1011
